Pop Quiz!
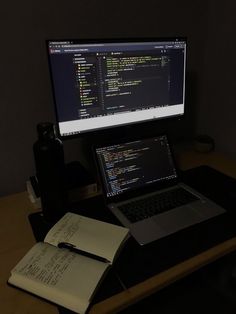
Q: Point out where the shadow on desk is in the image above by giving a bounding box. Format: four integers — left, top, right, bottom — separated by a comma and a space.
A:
58, 251, 236, 314
121, 251, 236, 314
29, 166, 236, 314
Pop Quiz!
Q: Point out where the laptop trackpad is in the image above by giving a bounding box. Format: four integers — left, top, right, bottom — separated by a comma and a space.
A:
130, 219, 166, 245
153, 205, 204, 234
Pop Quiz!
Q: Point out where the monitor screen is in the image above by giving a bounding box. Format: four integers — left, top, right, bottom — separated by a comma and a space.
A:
47, 38, 186, 137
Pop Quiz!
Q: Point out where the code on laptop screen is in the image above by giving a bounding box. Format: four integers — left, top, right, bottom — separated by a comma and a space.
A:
95, 135, 177, 197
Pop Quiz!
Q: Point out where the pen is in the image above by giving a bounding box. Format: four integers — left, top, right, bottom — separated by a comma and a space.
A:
58, 242, 110, 264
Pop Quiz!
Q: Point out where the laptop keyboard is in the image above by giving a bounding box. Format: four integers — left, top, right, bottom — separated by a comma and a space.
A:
118, 187, 200, 223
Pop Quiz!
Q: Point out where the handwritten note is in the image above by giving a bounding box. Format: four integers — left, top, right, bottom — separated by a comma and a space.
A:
44, 212, 129, 263
45, 213, 82, 245
14, 243, 77, 287
9, 242, 109, 313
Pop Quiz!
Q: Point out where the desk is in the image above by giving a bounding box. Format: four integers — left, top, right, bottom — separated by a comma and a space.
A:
1, 149, 236, 314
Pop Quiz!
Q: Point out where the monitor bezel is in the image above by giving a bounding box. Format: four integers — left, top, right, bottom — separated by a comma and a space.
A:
46, 37, 187, 140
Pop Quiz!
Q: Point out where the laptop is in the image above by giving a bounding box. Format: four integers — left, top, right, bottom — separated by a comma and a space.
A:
94, 134, 226, 245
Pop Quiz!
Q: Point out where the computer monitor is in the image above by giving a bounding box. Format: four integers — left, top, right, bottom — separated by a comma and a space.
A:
47, 38, 187, 137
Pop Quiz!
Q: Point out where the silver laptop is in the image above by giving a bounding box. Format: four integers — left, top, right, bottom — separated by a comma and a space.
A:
95, 135, 226, 245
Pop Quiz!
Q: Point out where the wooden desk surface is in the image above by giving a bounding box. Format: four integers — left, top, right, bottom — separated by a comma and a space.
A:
1, 149, 236, 314
0, 192, 58, 314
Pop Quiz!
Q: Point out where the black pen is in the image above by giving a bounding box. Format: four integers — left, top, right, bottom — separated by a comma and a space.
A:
58, 242, 110, 264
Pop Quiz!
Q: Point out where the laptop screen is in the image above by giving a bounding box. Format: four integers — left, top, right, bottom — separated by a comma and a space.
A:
95, 135, 177, 198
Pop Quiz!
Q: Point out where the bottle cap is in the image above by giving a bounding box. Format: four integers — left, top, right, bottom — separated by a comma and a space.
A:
37, 122, 55, 140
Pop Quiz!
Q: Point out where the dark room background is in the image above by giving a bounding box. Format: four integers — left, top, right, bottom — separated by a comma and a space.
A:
1, 0, 235, 197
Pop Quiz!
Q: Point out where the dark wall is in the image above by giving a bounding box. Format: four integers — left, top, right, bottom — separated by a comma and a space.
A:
0, 0, 209, 196
195, 1, 236, 156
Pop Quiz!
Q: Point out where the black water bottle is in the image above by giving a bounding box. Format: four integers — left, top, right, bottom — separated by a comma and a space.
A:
33, 122, 67, 222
